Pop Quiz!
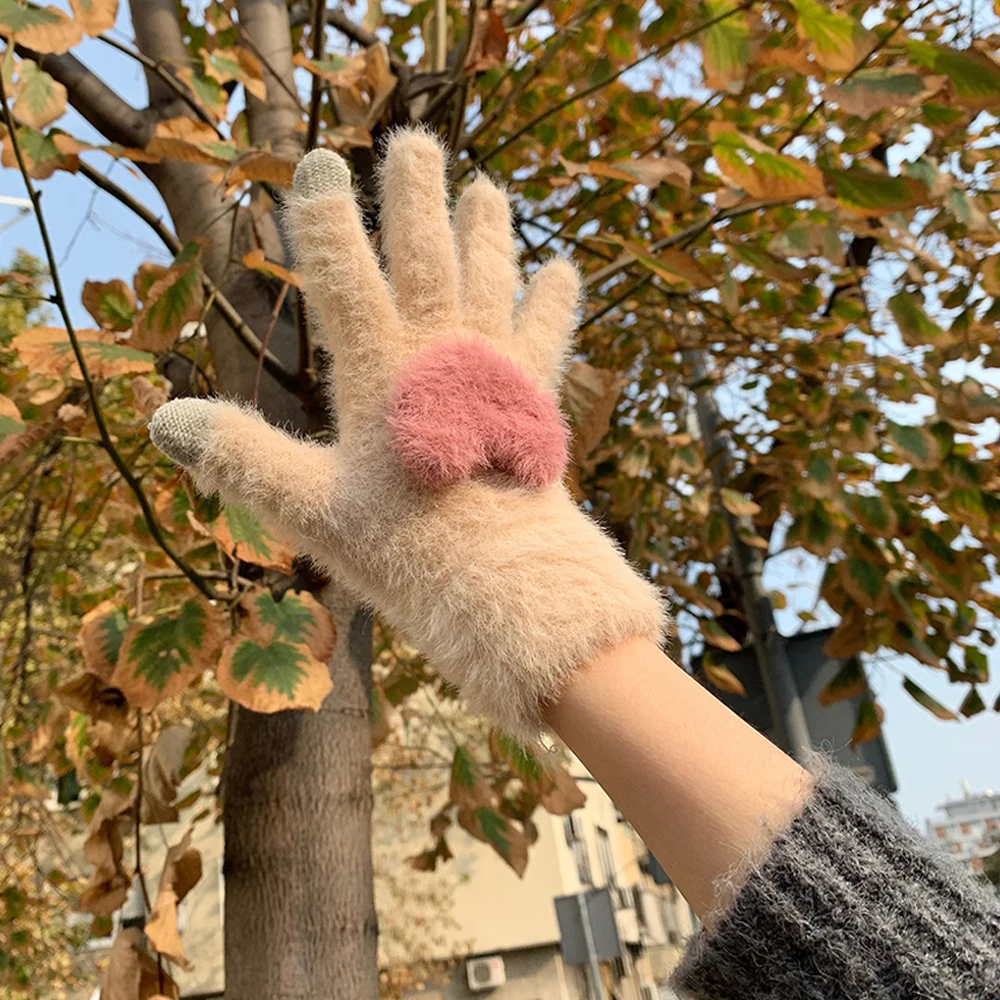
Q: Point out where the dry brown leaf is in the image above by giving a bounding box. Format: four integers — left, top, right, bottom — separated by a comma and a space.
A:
336, 42, 396, 129
0, 4, 83, 54
145, 118, 230, 166
225, 149, 297, 188
292, 50, 366, 87
536, 766, 587, 815
560, 155, 691, 189
99, 927, 179, 1000
68, 0, 118, 35
24, 701, 68, 764
145, 830, 202, 969
131, 375, 167, 417
79, 789, 133, 917
11, 327, 154, 380
563, 361, 621, 461
56, 403, 85, 430
241, 248, 304, 289
464, 9, 509, 73
140, 724, 191, 824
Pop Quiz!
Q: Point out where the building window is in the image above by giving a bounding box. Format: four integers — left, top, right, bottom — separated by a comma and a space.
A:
987, 819, 998, 832
565, 815, 593, 885
596, 827, 616, 888
935, 826, 946, 838
960, 823, 972, 835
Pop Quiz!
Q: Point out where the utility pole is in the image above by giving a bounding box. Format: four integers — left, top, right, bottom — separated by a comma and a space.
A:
684, 351, 813, 761
576, 891, 606, 1000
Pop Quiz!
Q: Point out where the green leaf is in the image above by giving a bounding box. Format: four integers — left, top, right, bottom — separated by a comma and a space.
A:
121, 600, 210, 692
824, 168, 928, 216
819, 656, 865, 705
450, 746, 489, 810
112, 598, 226, 709
229, 638, 308, 697
704, 511, 729, 557
253, 591, 313, 644
964, 647, 989, 684
888, 291, 951, 348
852, 494, 897, 537
851, 697, 883, 747
719, 488, 760, 517
490, 731, 544, 783
700, 618, 742, 652
82, 279, 136, 332
212, 505, 295, 572
457, 806, 529, 876
902, 677, 958, 720
791, 0, 873, 72
133, 241, 205, 353
908, 41, 1000, 110
886, 421, 942, 470
699, 0, 750, 93
842, 555, 885, 607
78, 600, 129, 683
788, 504, 837, 558
217, 595, 333, 714
0, 0, 81, 52
0, 395, 25, 441
960, 687, 986, 719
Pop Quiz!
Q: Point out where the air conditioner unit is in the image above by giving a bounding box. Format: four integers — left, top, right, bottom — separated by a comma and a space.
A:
466, 955, 506, 992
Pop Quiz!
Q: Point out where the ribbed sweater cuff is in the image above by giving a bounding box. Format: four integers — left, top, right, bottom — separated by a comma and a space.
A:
672, 756, 1000, 1000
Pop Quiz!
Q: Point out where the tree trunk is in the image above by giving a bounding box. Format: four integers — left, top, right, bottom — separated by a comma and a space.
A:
124, 0, 381, 991
222, 598, 379, 1000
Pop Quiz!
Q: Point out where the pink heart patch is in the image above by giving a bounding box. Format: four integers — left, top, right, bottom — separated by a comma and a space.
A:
388, 338, 569, 490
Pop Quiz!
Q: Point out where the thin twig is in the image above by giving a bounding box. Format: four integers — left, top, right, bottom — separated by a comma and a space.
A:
306, 0, 329, 149
463, 0, 756, 178
98, 33, 224, 136
584, 198, 790, 290
0, 79, 216, 600
254, 282, 290, 403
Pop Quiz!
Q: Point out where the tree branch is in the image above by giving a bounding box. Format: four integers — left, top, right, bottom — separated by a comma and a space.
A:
128, 0, 193, 112
0, 79, 215, 599
237, 0, 304, 159
97, 33, 223, 136
76, 160, 306, 392
16, 46, 150, 148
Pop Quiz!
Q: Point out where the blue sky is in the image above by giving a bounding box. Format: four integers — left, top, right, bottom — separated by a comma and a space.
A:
2, 10, 997, 830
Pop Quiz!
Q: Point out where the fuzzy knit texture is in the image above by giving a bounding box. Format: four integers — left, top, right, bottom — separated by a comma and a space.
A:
673, 755, 1000, 1000
388, 337, 569, 489
148, 128, 668, 741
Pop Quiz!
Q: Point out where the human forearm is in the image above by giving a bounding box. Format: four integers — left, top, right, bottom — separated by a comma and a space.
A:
545, 636, 810, 919
548, 637, 1000, 1000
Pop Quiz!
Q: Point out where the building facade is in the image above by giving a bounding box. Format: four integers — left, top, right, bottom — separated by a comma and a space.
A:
378, 762, 698, 1000
927, 784, 1000, 873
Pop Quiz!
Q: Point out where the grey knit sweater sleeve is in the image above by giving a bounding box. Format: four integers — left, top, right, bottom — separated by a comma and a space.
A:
672, 758, 1000, 1000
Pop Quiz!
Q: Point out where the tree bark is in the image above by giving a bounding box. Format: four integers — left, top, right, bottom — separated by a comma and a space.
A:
223, 598, 380, 1000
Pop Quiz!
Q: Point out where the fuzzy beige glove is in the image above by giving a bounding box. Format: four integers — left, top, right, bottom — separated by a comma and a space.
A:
149, 130, 667, 741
